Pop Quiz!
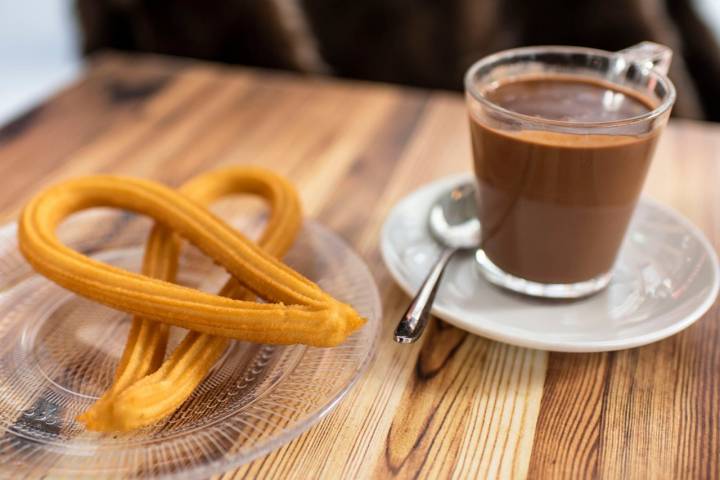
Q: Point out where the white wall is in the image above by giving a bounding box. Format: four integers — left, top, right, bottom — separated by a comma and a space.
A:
695, 0, 720, 44
0, 0, 82, 125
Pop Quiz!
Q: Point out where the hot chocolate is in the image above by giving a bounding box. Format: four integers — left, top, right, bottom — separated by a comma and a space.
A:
470, 75, 660, 284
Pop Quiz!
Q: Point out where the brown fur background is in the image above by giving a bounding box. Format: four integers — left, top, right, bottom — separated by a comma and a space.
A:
77, 0, 720, 120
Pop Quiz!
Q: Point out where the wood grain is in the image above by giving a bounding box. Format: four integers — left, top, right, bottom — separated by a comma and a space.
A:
527, 122, 720, 480
0, 52, 718, 479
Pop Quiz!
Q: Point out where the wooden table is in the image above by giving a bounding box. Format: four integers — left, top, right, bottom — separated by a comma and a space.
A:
1, 53, 718, 479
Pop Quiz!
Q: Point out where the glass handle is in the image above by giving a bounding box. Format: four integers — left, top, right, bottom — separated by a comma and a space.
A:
617, 41, 673, 75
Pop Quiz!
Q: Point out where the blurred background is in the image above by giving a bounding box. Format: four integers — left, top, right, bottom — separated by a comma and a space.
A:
2, 0, 720, 125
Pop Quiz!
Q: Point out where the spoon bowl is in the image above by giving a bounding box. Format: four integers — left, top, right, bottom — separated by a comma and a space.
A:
428, 183, 481, 249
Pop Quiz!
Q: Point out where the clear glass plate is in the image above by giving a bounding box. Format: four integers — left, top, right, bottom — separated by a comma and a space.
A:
0, 210, 381, 478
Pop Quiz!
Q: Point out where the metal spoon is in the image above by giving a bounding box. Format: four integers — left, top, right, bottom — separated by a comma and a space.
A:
394, 182, 481, 343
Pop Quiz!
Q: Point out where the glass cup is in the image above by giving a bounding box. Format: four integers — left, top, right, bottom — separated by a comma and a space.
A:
464, 42, 676, 298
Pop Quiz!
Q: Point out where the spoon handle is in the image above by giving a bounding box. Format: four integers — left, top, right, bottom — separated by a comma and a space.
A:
394, 247, 456, 343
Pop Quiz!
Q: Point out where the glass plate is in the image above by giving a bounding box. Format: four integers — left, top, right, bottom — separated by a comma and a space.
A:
0, 210, 381, 478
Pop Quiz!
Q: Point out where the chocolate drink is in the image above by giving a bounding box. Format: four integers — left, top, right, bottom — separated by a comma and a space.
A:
470, 75, 660, 284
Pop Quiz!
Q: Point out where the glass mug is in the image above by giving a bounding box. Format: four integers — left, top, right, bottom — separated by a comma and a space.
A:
465, 42, 676, 298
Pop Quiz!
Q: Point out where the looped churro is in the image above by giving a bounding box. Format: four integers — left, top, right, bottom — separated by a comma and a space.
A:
18, 167, 366, 431
19, 171, 364, 345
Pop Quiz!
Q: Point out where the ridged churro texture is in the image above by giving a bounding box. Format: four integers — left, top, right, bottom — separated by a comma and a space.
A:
18, 167, 366, 431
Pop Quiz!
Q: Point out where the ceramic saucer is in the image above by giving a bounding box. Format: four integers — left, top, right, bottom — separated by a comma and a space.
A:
381, 174, 719, 352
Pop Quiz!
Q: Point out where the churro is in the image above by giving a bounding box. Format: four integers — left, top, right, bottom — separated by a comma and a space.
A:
77, 167, 303, 431
18, 168, 366, 431
19, 173, 365, 347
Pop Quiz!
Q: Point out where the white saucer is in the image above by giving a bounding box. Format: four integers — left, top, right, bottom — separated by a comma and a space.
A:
381, 174, 719, 352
